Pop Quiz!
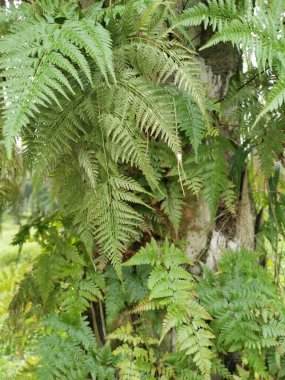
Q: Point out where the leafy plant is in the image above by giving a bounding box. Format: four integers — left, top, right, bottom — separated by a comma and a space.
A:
2, 0, 285, 379
124, 239, 214, 378
198, 250, 285, 378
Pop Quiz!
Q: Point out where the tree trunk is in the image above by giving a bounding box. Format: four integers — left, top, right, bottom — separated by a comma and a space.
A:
176, 1, 256, 269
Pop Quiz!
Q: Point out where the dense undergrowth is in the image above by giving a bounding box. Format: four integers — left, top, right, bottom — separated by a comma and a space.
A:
1, 216, 285, 379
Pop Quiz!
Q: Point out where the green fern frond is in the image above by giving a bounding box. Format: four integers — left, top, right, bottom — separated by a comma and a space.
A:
124, 238, 192, 267
175, 0, 239, 31
0, 1, 114, 155
255, 118, 284, 177
175, 94, 206, 155
124, 239, 213, 377
202, 143, 232, 216
36, 315, 97, 380
177, 325, 213, 379
75, 176, 147, 273
256, 77, 285, 122
198, 249, 285, 376
161, 181, 184, 234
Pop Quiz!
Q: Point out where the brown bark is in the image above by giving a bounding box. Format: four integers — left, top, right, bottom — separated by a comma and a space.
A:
176, 1, 256, 270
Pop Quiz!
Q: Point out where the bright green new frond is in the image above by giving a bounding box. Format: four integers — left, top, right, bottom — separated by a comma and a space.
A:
109, 323, 158, 380
109, 323, 144, 346
124, 238, 191, 267
177, 325, 213, 379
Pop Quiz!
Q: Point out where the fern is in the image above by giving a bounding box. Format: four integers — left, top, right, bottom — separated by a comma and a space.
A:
202, 141, 233, 215
10, 216, 105, 320
74, 175, 148, 274
36, 314, 97, 380
175, 0, 239, 31
0, 1, 114, 155
174, 92, 207, 155
169, 139, 236, 216
160, 181, 184, 234
257, 76, 285, 122
104, 265, 149, 325
109, 323, 158, 380
255, 116, 284, 178
197, 249, 285, 377
124, 239, 214, 378
0, 0, 212, 270
176, 0, 285, 121
3, 1, 285, 379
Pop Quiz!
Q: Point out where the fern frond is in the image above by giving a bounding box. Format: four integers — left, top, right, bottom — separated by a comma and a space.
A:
256, 77, 285, 122
176, 0, 239, 31
77, 149, 98, 189
1, 0, 211, 274
202, 143, 231, 215
198, 249, 285, 376
0, 1, 114, 155
175, 94, 206, 155
36, 315, 97, 380
161, 181, 184, 233
125, 239, 213, 377
177, 325, 213, 379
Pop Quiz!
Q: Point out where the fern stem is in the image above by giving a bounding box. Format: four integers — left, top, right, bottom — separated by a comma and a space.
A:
91, 302, 103, 347
214, 69, 267, 104
267, 180, 280, 286
99, 299, 106, 340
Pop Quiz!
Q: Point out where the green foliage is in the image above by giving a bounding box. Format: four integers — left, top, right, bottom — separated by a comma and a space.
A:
105, 265, 149, 325
36, 315, 97, 380
20, 219, 104, 318
124, 239, 214, 378
174, 93, 207, 156
2, 0, 285, 379
3, 216, 285, 379
0, 0, 115, 155
160, 181, 184, 235
109, 323, 159, 380
198, 249, 285, 378
176, 0, 285, 121
169, 138, 236, 215
0, 0, 214, 271
0, 216, 106, 380
176, 0, 239, 31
